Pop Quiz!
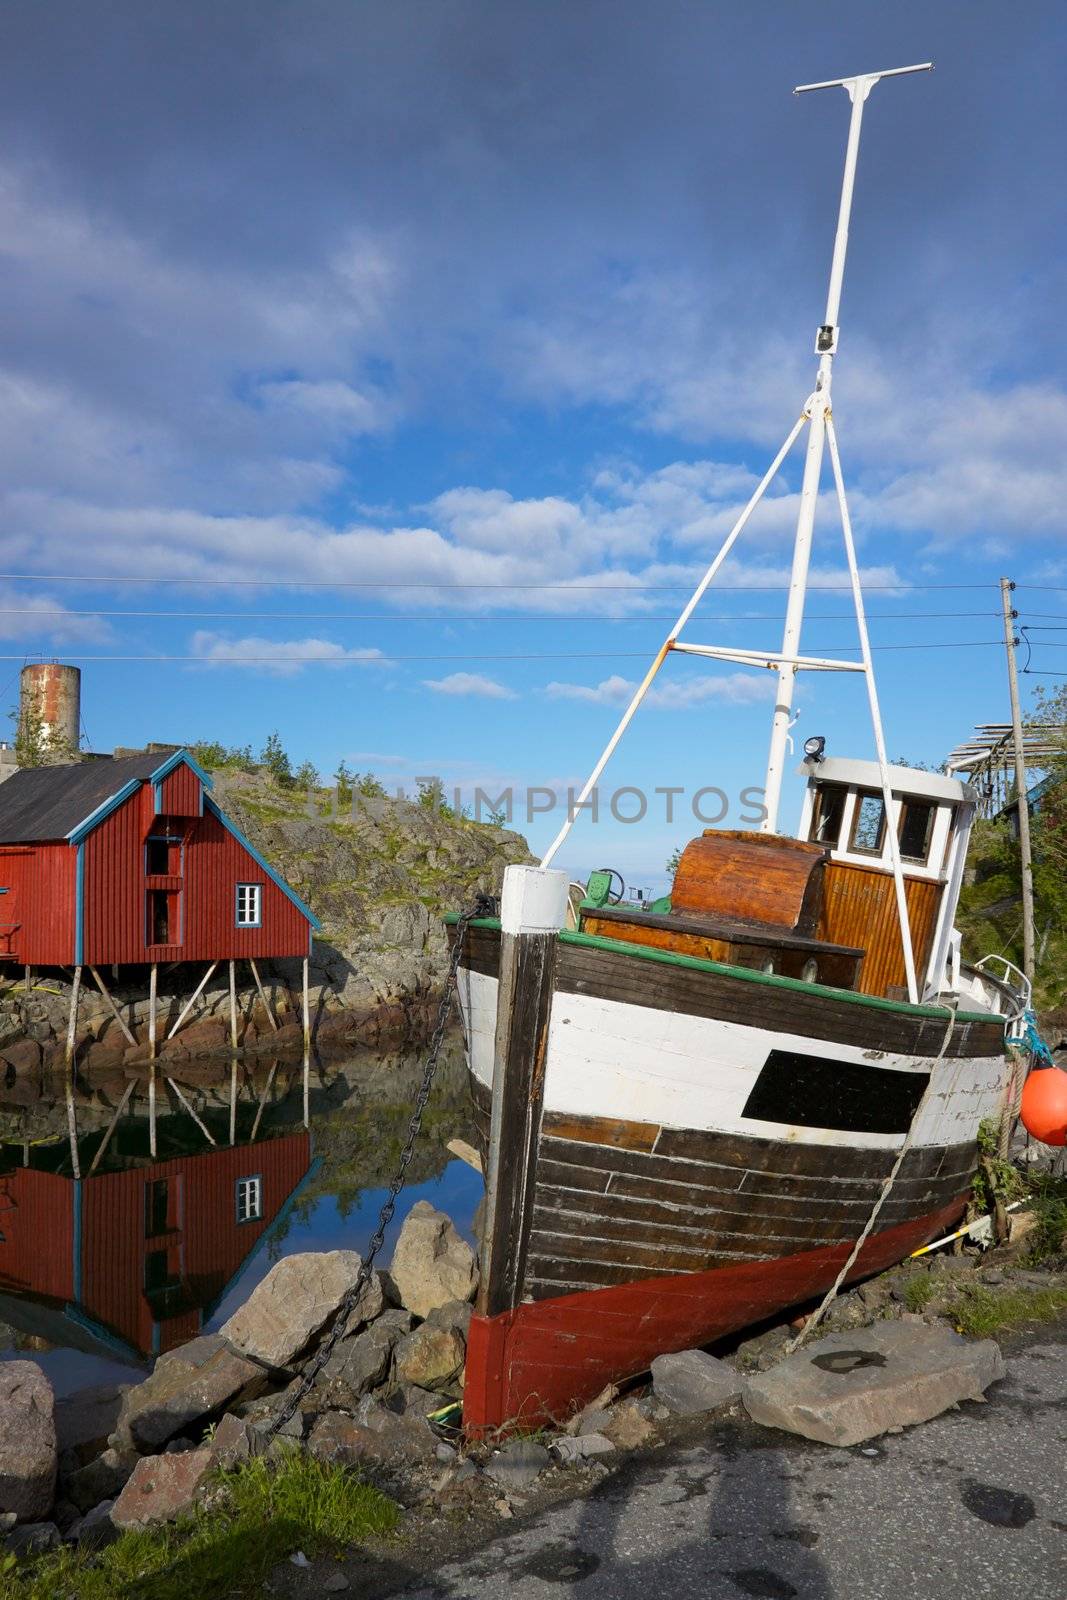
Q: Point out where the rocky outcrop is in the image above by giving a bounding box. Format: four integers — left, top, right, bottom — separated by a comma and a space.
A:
389, 1201, 478, 1318
0, 1363, 57, 1522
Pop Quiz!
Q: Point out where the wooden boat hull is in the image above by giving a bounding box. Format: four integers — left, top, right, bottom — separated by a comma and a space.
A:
451, 918, 1008, 1433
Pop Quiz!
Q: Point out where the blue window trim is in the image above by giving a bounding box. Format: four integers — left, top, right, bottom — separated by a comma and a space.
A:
235, 1173, 264, 1225
235, 882, 262, 929
205, 796, 320, 929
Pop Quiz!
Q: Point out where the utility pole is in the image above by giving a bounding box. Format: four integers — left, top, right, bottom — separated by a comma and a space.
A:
1000, 577, 1035, 981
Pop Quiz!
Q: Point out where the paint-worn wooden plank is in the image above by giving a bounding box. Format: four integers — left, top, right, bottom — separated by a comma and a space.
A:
544, 1111, 660, 1152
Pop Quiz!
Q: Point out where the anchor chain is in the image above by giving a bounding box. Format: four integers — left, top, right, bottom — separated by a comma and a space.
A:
263, 895, 494, 1441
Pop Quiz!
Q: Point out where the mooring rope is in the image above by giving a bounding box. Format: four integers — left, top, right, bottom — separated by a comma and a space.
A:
786, 1001, 959, 1353
261, 896, 494, 1442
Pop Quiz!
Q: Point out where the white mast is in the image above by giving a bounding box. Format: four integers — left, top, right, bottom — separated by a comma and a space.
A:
761, 63, 932, 832
540, 65, 931, 1002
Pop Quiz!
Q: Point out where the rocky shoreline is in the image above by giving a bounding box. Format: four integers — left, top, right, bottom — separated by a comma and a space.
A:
1, 1189, 1063, 1586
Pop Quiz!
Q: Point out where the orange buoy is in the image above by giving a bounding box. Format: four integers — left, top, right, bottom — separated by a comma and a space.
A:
1020, 1064, 1067, 1147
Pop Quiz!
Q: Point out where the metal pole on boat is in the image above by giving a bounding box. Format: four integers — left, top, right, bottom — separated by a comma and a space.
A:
761, 63, 932, 834
1000, 577, 1036, 981
827, 417, 918, 1001
539, 414, 807, 869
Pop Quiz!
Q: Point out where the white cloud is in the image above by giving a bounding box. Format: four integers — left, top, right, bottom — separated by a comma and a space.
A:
422, 672, 517, 699
189, 631, 387, 676
0, 584, 111, 645
546, 670, 775, 709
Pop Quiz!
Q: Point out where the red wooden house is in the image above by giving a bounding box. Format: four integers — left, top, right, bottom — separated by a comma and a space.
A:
0, 1128, 317, 1359
0, 749, 319, 968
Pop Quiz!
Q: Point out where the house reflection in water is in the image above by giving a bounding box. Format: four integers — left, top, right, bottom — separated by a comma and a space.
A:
0, 1095, 318, 1363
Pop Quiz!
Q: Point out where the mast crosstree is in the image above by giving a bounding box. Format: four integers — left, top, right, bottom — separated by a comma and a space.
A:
540, 64, 934, 1004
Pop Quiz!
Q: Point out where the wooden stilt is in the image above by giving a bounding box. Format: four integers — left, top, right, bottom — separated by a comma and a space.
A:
303, 1053, 310, 1129
23, 965, 31, 994
148, 962, 158, 1159
166, 1077, 217, 1147
248, 958, 278, 1032
229, 1056, 238, 1145
64, 965, 82, 1181
229, 960, 238, 1050
88, 965, 136, 1046
88, 1079, 136, 1177
302, 956, 310, 1056
166, 960, 218, 1040
250, 1061, 279, 1142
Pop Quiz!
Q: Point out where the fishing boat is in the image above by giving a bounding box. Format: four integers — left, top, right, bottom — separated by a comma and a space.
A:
446, 64, 1025, 1435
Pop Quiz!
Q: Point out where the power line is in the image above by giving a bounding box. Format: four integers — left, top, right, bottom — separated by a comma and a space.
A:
0, 640, 1004, 664
0, 572, 1001, 593
0, 607, 1002, 623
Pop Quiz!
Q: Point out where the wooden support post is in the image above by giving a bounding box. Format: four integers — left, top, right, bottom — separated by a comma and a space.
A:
148, 962, 158, 1159
88, 1079, 136, 1177
229, 960, 238, 1051
64, 965, 83, 1181
23, 965, 31, 994
1001, 577, 1036, 982
248, 958, 278, 1032
229, 1056, 238, 1145
166, 1077, 217, 1147
88, 965, 136, 1046
166, 961, 218, 1040
477, 866, 568, 1320
301, 956, 310, 1059
302, 1053, 309, 1128
250, 1061, 279, 1142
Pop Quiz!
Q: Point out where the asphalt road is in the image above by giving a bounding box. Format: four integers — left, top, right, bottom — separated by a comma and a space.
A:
401, 1329, 1066, 1600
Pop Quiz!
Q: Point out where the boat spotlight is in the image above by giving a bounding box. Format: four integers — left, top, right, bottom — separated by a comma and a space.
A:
803, 735, 826, 762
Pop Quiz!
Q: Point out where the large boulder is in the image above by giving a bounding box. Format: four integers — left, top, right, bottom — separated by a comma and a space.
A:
0, 1363, 57, 1521
54, 1384, 131, 1462
389, 1203, 477, 1319
119, 1335, 266, 1453
742, 1322, 1006, 1446
220, 1252, 384, 1368
393, 1323, 465, 1390
111, 1449, 213, 1529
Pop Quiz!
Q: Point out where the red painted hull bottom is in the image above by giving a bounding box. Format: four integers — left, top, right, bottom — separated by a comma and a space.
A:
463, 1198, 964, 1436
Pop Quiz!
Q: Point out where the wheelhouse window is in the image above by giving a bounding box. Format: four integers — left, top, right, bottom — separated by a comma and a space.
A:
899, 799, 936, 865
849, 791, 886, 856
235, 883, 262, 927
808, 785, 847, 848
236, 1175, 262, 1224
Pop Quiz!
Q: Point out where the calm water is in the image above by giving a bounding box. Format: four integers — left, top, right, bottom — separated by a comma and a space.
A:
0, 1036, 482, 1396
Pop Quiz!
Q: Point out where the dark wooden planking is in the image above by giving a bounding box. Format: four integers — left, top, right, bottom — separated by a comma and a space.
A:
477, 924, 559, 1320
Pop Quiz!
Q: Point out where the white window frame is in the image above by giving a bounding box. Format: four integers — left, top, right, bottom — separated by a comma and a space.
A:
235, 1175, 263, 1224
235, 882, 262, 928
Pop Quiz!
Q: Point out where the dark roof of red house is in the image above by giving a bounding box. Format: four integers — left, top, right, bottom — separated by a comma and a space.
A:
0, 754, 163, 843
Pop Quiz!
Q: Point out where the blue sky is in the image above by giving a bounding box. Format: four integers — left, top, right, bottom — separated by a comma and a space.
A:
1, 2, 1065, 887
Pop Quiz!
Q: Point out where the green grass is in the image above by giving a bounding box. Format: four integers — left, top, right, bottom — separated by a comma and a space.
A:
0, 1454, 399, 1600
902, 1274, 935, 1312
944, 1283, 1067, 1338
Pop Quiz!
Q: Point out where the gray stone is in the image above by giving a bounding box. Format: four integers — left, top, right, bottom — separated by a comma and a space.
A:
578, 1408, 614, 1436
307, 1408, 435, 1468
651, 1349, 743, 1416
119, 1335, 266, 1452
734, 1324, 793, 1372
484, 1439, 550, 1491
742, 1321, 1007, 1447
0, 1362, 57, 1521
393, 1323, 465, 1389
54, 1384, 131, 1459
111, 1449, 214, 1528
209, 1413, 258, 1466
220, 1252, 384, 1368
553, 1432, 616, 1464
321, 1309, 412, 1405
66, 1447, 137, 1513
4, 1520, 59, 1557
69, 1498, 118, 1550
323, 1571, 350, 1593
389, 1202, 477, 1318
424, 1299, 473, 1340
